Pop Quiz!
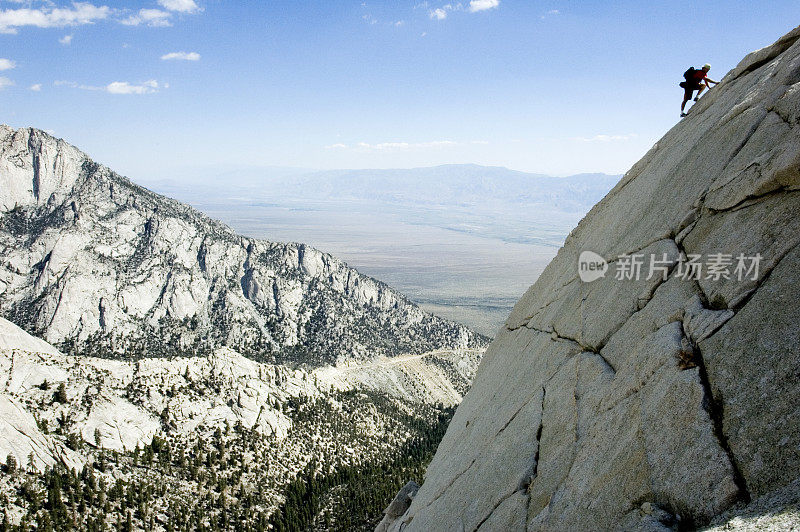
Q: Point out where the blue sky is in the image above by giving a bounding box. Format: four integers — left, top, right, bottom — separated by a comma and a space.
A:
1, 1, 799, 179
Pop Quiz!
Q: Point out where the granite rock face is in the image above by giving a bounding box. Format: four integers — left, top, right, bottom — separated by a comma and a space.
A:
0, 126, 484, 364
382, 26, 800, 531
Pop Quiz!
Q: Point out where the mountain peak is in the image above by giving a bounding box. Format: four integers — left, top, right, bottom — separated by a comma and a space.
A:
0, 125, 92, 211
0, 127, 485, 364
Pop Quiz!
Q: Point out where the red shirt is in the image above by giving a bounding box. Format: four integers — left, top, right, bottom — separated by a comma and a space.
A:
692, 69, 707, 82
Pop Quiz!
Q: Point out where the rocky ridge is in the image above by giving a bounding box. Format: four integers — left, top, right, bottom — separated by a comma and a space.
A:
0, 126, 484, 365
0, 316, 479, 466
380, 26, 800, 531
0, 316, 480, 528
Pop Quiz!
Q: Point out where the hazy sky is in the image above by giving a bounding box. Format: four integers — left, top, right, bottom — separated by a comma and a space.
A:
1, 1, 799, 180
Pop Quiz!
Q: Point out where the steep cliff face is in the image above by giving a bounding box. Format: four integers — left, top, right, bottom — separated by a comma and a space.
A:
381, 26, 800, 531
0, 126, 484, 364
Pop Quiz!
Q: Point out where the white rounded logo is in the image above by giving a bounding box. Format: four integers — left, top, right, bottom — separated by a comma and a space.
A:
578, 251, 608, 283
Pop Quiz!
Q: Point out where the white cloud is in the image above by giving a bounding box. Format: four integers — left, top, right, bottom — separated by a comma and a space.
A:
30, 83, 41, 91
429, 3, 470, 20
106, 79, 159, 94
0, 58, 15, 70
547, 9, 560, 15
158, 0, 200, 13
369, 140, 457, 150
0, 3, 110, 34
574, 134, 638, 142
362, 13, 377, 24
0, 77, 13, 90
429, 8, 447, 20
468, 0, 499, 12
56, 78, 162, 94
331, 140, 460, 151
121, 8, 171, 27
55, 79, 101, 90
161, 51, 200, 61
394, 20, 404, 26
59, 34, 73, 44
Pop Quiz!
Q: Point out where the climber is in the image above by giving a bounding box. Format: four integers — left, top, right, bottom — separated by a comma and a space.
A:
680, 63, 719, 117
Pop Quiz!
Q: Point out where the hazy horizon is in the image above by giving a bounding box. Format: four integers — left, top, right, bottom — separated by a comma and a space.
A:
142, 164, 620, 336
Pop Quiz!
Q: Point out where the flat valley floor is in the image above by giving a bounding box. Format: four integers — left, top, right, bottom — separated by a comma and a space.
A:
188, 200, 558, 337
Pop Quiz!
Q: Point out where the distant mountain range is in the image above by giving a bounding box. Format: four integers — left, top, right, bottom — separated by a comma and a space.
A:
144, 163, 617, 211
290, 166, 616, 212
143, 164, 620, 248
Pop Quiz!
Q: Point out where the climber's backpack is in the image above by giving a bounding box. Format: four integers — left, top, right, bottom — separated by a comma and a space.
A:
680, 67, 698, 88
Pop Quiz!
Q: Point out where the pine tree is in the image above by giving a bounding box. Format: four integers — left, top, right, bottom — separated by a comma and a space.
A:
55, 382, 68, 403
5, 454, 16, 474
